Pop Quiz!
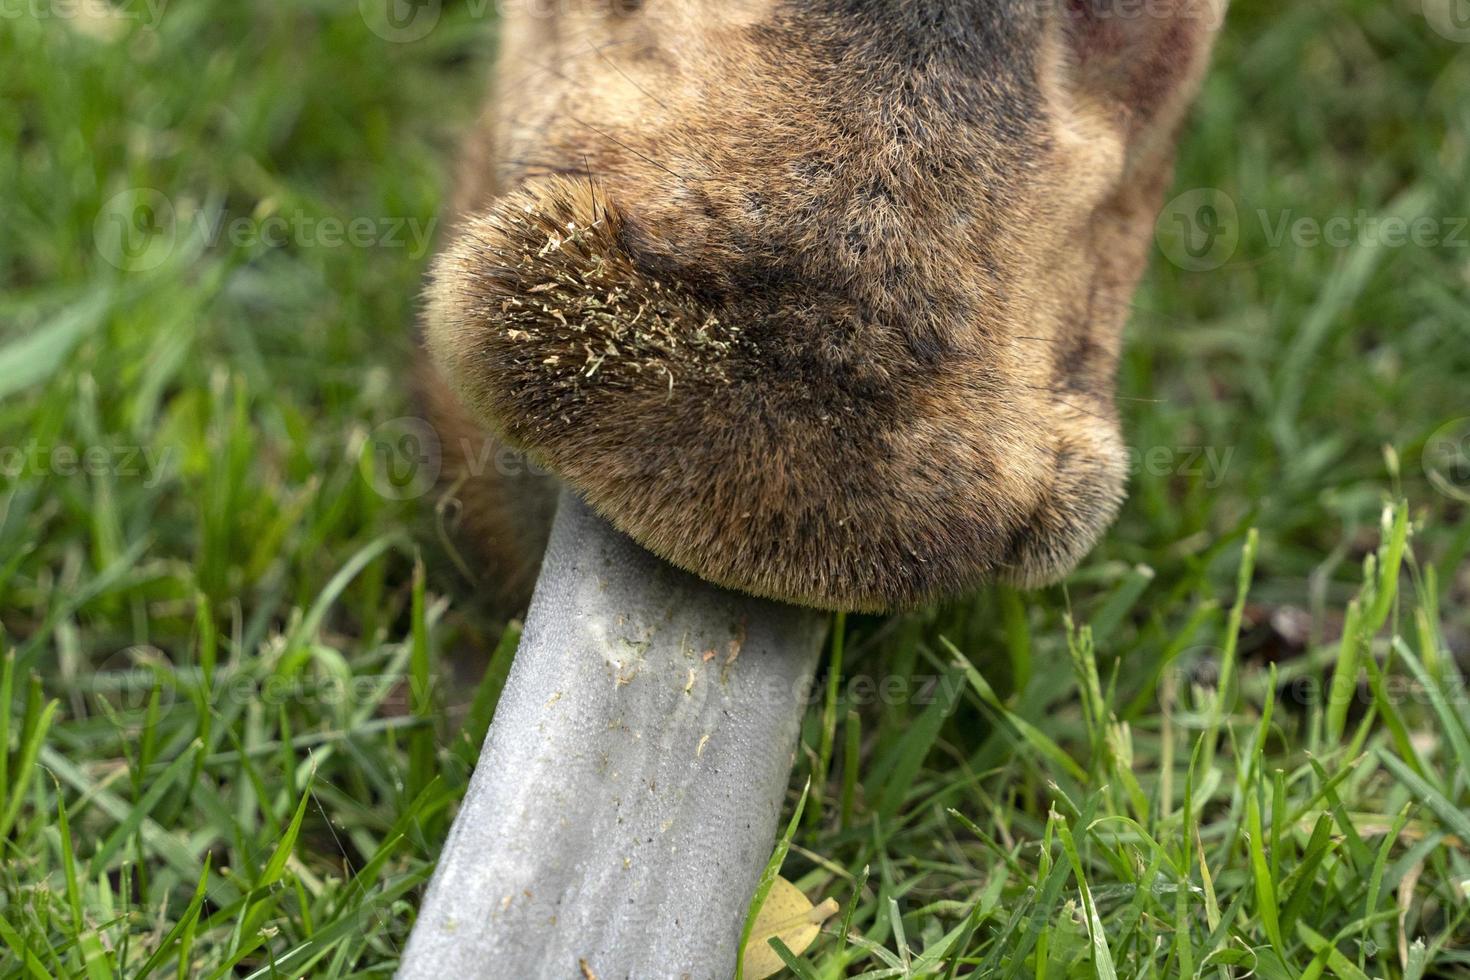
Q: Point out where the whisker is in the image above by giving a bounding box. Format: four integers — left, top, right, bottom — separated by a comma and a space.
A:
587, 38, 670, 112
1018, 384, 1115, 422
498, 37, 642, 92
503, 159, 605, 177
582, 154, 605, 225
564, 112, 707, 185
1026, 382, 1164, 403
1051, 397, 1113, 422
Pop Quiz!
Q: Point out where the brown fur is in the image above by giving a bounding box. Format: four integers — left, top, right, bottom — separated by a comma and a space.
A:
420, 0, 1225, 612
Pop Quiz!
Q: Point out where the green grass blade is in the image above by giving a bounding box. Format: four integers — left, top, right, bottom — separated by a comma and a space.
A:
77, 741, 208, 883
736, 779, 811, 980
0, 696, 58, 840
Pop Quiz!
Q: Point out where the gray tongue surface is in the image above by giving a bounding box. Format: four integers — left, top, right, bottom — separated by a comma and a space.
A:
398, 489, 827, 979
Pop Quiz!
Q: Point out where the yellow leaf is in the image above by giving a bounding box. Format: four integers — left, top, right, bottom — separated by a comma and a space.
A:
742, 876, 839, 980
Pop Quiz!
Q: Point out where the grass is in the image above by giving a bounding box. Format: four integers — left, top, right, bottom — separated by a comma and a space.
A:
2, 0, 1470, 975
